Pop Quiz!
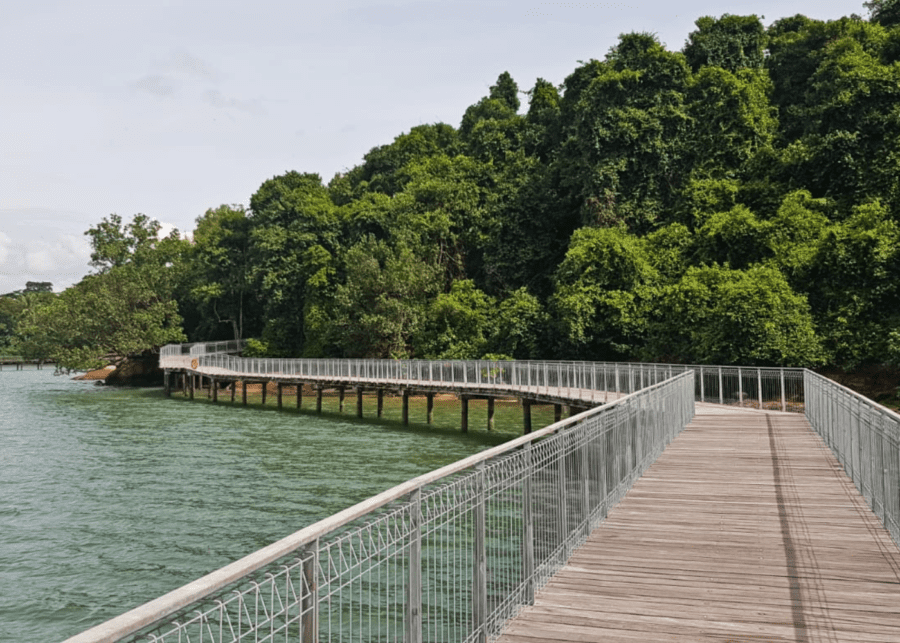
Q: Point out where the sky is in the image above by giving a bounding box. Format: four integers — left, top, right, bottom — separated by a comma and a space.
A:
0, 0, 867, 294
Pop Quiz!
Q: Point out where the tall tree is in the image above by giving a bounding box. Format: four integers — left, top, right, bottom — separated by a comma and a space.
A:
188, 205, 257, 342
683, 14, 767, 73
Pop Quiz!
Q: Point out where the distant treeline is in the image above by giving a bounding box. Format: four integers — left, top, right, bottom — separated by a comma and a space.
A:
5, 10, 900, 370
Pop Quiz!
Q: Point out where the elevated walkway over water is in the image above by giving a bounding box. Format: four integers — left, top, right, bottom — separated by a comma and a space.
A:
64, 344, 900, 643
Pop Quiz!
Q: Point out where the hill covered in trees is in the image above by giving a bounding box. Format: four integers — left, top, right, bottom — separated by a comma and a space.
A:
7, 9, 900, 372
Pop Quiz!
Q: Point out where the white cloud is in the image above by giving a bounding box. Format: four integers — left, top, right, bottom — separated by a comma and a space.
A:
0, 231, 10, 265
25, 249, 54, 272
134, 74, 178, 96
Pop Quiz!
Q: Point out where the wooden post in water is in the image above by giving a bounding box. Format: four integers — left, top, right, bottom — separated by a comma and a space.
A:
164, 370, 171, 397
316, 387, 323, 413
487, 397, 495, 431
212, 379, 218, 403
182, 372, 187, 397
356, 388, 364, 418
261, 381, 267, 406
189, 373, 194, 400
242, 381, 247, 405
231, 381, 236, 403
277, 382, 283, 409
523, 399, 532, 434
402, 390, 410, 425
338, 387, 345, 413
554, 404, 561, 423
461, 396, 469, 433
296, 383, 302, 409
426, 393, 434, 424
377, 389, 384, 417
207, 376, 212, 399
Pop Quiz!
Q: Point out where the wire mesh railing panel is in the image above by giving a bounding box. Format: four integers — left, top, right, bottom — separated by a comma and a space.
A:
804, 370, 900, 548
127, 550, 316, 643
68, 369, 695, 643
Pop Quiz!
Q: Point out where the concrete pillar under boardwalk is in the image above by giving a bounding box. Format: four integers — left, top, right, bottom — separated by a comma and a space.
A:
356, 388, 364, 418
461, 396, 469, 433
377, 389, 384, 418
523, 399, 532, 435
426, 393, 434, 425
487, 397, 495, 431
277, 382, 283, 409
402, 390, 410, 425
316, 388, 323, 414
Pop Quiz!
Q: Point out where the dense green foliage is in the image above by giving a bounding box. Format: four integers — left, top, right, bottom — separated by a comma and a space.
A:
6, 6, 900, 371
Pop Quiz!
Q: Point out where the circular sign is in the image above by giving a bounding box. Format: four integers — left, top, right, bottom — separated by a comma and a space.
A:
191, 358, 199, 369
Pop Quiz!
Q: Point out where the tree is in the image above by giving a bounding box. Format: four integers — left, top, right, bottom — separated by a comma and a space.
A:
188, 205, 257, 342
551, 227, 658, 359
643, 265, 824, 365
15, 264, 186, 370
805, 201, 900, 368
417, 280, 495, 359
85, 213, 183, 272
330, 238, 441, 358
248, 171, 340, 356
865, 0, 900, 27
561, 33, 693, 230
683, 14, 767, 73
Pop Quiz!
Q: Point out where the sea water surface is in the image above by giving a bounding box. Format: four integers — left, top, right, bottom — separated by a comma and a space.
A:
0, 369, 507, 642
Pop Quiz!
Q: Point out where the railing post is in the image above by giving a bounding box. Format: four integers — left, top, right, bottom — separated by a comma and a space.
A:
557, 432, 569, 562
407, 489, 422, 643
780, 368, 786, 412
699, 366, 705, 403
718, 367, 723, 405
758, 369, 763, 409
523, 443, 535, 604
473, 466, 487, 643
580, 425, 590, 536
738, 368, 743, 407
301, 541, 318, 643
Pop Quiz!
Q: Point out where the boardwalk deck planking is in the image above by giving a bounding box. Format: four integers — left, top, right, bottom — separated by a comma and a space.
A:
498, 407, 900, 643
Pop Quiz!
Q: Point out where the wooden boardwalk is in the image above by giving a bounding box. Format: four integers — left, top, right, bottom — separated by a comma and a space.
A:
498, 405, 900, 642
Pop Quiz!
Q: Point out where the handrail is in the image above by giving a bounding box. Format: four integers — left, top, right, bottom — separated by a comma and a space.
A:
804, 369, 900, 547
63, 371, 696, 643
158, 342, 805, 412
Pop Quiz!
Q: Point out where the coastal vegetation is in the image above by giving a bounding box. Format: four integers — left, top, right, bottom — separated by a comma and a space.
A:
3, 7, 899, 377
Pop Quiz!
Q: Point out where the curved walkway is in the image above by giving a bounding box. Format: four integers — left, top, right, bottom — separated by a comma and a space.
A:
498, 407, 900, 642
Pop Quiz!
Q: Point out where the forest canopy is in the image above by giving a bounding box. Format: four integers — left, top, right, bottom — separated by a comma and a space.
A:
5, 7, 900, 371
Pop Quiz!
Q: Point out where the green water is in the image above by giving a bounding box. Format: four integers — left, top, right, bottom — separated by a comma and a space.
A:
0, 370, 513, 642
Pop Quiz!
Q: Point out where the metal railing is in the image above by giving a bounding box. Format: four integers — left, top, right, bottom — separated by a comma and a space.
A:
63, 372, 695, 643
159, 344, 805, 412
192, 355, 680, 404
159, 341, 246, 358
804, 370, 900, 547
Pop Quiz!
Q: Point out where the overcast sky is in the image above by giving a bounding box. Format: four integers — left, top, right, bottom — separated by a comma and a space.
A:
1, 0, 866, 294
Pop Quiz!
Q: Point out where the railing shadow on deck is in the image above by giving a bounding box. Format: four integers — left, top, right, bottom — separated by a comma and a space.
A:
63, 369, 695, 643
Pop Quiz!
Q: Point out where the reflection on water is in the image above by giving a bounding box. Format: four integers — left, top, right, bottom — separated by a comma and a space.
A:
0, 370, 505, 642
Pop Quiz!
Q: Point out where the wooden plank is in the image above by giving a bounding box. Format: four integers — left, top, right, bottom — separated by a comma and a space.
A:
497, 410, 900, 643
